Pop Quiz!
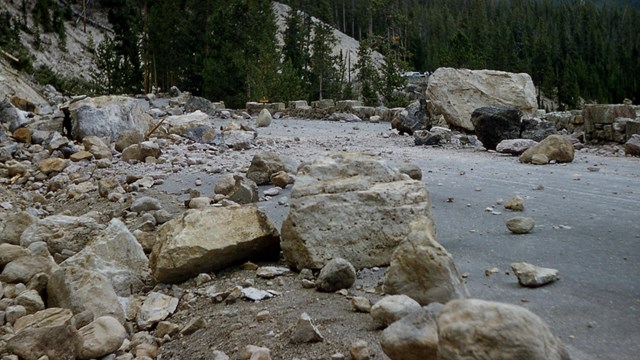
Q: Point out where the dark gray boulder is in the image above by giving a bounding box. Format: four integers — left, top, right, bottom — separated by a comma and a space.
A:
471, 105, 522, 150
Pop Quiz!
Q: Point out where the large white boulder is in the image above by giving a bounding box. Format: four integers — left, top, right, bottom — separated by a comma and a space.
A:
426, 68, 537, 131
281, 152, 433, 270
150, 206, 280, 283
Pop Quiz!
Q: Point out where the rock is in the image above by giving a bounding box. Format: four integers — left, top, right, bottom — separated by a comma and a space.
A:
246, 152, 286, 185
519, 134, 575, 164
5, 305, 27, 323
256, 108, 273, 127
352, 296, 372, 313
383, 218, 467, 305
504, 195, 524, 211
521, 118, 558, 141
0, 256, 55, 284
328, 112, 362, 122
396, 163, 422, 180
78, 316, 127, 360
227, 175, 259, 204
0, 211, 37, 245
506, 216, 535, 234
131, 196, 162, 213
370, 295, 422, 328
624, 134, 640, 156
7, 308, 82, 360
239, 345, 271, 360
0, 243, 30, 266
315, 258, 356, 292
511, 262, 559, 287
61, 218, 150, 296
471, 106, 523, 150
70, 150, 94, 162
164, 111, 219, 144
281, 153, 433, 270
496, 139, 538, 155
290, 312, 324, 343
185, 95, 216, 116
20, 215, 104, 259
150, 206, 280, 283
256, 266, 290, 279
214, 174, 236, 195
181, 316, 206, 336
1, 98, 28, 131
155, 321, 180, 338
270, 170, 293, 188
391, 100, 426, 135
222, 129, 257, 149
241, 286, 274, 301
68, 96, 152, 142
12, 127, 31, 143
188, 197, 211, 209
47, 266, 125, 324
380, 308, 438, 360
350, 340, 372, 360
531, 153, 550, 165
121, 141, 161, 162
15, 290, 45, 314
426, 68, 537, 131
37, 158, 69, 175
136, 292, 179, 329
82, 136, 112, 160
212, 350, 231, 360
115, 128, 144, 152
583, 104, 636, 143
437, 299, 570, 360
414, 130, 444, 146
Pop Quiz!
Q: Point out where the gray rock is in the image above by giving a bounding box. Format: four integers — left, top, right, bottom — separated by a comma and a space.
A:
506, 216, 535, 234
511, 262, 559, 287
214, 174, 237, 195
136, 292, 179, 329
370, 295, 422, 328
0, 211, 37, 245
0, 256, 56, 284
121, 141, 161, 162
15, 290, 45, 314
380, 308, 438, 360
0, 243, 30, 267
5, 305, 27, 324
391, 100, 426, 135
185, 95, 216, 116
290, 312, 324, 343
150, 206, 280, 283
624, 134, 640, 156
239, 345, 271, 360
471, 105, 523, 150
115, 129, 144, 152
504, 195, 525, 211
316, 258, 356, 292
78, 316, 127, 360
131, 196, 162, 213
223, 129, 257, 149
241, 287, 274, 301
496, 139, 538, 155
328, 112, 362, 122
246, 152, 286, 185
352, 296, 372, 313
350, 340, 372, 360
227, 175, 259, 204
256, 108, 273, 127
437, 299, 570, 360
256, 266, 290, 279
82, 136, 112, 160
521, 118, 558, 141
0, 98, 28, 131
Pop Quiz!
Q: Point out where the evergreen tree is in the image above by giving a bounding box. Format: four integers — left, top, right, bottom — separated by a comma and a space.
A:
354, 40, 380, 106
309, 21, 338, 100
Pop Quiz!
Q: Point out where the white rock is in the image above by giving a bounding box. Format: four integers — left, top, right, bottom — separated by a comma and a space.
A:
136, 292, 179, 329
78, 316, 127, 360
370, 295, 422, 328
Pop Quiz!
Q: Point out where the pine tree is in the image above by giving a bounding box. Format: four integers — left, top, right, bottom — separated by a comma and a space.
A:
309, 21, 338, 100
354, 39, 380, 106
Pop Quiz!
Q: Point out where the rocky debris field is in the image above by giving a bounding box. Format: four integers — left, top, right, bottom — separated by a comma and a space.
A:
0, 91, 639, 360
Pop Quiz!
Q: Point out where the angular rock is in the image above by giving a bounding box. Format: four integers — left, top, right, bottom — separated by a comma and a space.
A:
136, 292, 179, 329
7, 308, 82, 360
131, 196, 162, 213
121, 141, 161, 162
150, 206, 280, 283
352, 296, 372, 313
47, 266, 125, 324
256, 108, 273, 127
256, 266, 290, 279
370, 295, 422, 328
246, 152, 286, 185
12, 127, 31, 143
78, 316, 127, 360
20, 215, 104, 259
504, 195, 525, 211
164, 111, 218, 144
281, 153, 433, 270
328, 112, 362, 122
316, 258, 356, 292
624, 134, 640, 156
61, 218, 150, 296
70, 150, 94, 162
241, 287, 274, 301
506, 217, 535, 234
227, 175, 259, 204
155, 321, 180, 338
350, 340, 372, 360
37, 157, 69, 175
270, 170, 293, 188
185, 95, 217, 116
240, 345, 272, 360
83, 136, 112, 160
396, 163, 422, 181
414, 130, 444, 146
521, 118, 558, 141
290, 312, 324, 343
0, 256, 56, 284
223, 129, 257, 149
437, 299, 570, 360
471, 106, 523, 150
1, 98, 28, 131
181, 316, 206, 336
426, 68, 537, 131
0, 211, 37, 245
115, 128, 144, 152
0, 243, 30, 266
15, 290, 45, 314
496, 139, 538, 155
68, 96, 152, 142
519, 134, 575, 164
391, 100, 426, 135
380, 308, 438, 360
511, 262, 559, 287
383, 218, 467, 305
5, 305, 27, 323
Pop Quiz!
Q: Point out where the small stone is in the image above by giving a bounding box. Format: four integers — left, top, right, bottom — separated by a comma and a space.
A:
15, 290, 45, 314
130, 197, 162, 213
181, 316, 206, 336
6, 305, 27, 323
256, 310, 270, 322
316, 258, 356, 292
352, 296, 372, 313
371, 295, 422, 328
195, 273, 213, 286
188, 197, 211, 209
70, 151, 94, 162
506, 216, 535, 234
511, 262, 559, 287
504, 195, 525, 211
301, 279, 315, 288
290, 312, 323, 343
155, 321, 180, 339
239, 345, 271, 360
241, 287, 273, 301
263, 187, 281, 196
350, 340, 371, 360
256, 266, 290, 279
212, 350, 230, 360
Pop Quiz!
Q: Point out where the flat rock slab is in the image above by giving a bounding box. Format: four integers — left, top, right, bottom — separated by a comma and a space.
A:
511, 262, 559, 287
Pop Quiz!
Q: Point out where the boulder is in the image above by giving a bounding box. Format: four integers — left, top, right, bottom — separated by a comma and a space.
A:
496, 139, 538, 155
511, 262, 559, 287
78, 316, 127, 360
0, 255, 56, 283
246, 152, 286, 185
315, 258, 356, 292
150, 206, 280, 283
0, 243, 30, 266
281, 153, 433, 270
68, 96, 153, 142
391, 100, 427, 135
383, 218, 467, 305
0, 211, 37, 245
7, 308, 82, 360
131, 196, 162, 213
121, 141, 161, 162
380, 308, 438, 360
37, 157, 69, 175
256, 108, 273, 127
82, 136, 112, 160
0, 98, 29, 131
521, 118, 558, 141
370, 295, 422, 328
531, 153, 550, 165
115, 128, 144, 152
437, 299, 570, 360
15, 289, 45, 314
624, 134, 640, 156
426, 68, 537, 131
185, 95, 217, 116
519, 134, 575, 164
20, 215, 105, 260
506, 216, 535, 234
164, 111, 219, 144
47, 266, 126, 324
136, 291, 179, 329
227, 175, 259, 204
61, 218, 150, 296
414, 130, 444, 146
12, 127, 31, 143
471, 106, 523, 150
